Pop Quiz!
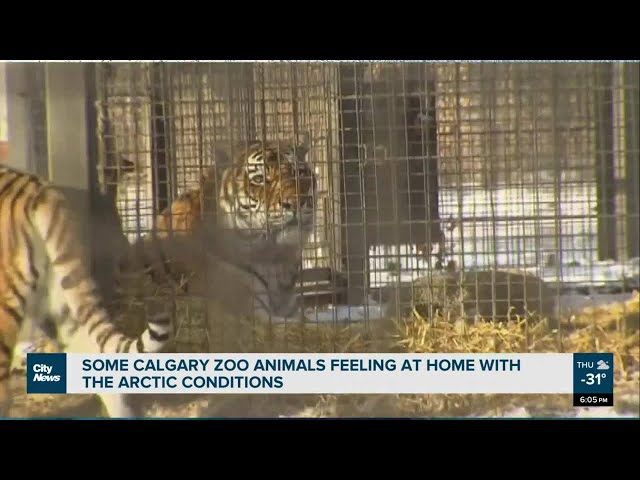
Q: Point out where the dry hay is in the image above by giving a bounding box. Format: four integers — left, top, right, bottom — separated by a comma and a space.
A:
8, 260, 640, 418
387, 268, 558, 327
165, 286, 638, 418
374, 289, 638, 418
136, 279, 639, 418
255, 290, 638, 419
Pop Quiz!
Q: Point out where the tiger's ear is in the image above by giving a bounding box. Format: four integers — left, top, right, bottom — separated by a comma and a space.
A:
247, 140, 264, 149
226, 140, 264, 164
234, 139, 263, 151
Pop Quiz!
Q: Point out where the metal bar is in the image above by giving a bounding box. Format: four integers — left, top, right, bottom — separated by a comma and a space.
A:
5, 63, 35, 173
594, 63, 617, 261
338, 63, 368, 305
624, 62, 639, 259
149, 63, 170, 216
42, 62, 98, 274
44, 63, 91, 190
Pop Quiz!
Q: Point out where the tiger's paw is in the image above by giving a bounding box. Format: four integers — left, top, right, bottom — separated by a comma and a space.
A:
0, 398, 11, 418
99, 393, 145, 418
10, 341, 38, 374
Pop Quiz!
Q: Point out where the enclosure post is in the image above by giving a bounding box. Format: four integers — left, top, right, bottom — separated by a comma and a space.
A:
43, 62, 97, 259
594, 63, 617, 261
44, 62, 92, 191
624, 62, 639, 259
149, 63, 170, 216
338, 64, 368, 304
5, 63, 34, 172
0, 63, 7, 163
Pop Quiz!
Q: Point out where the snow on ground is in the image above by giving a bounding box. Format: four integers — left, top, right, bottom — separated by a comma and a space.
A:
369, 182, 637, 293
304, 299, 387, 324
469, 406, 639, 419
319, 182, 639, 324
115, 181, 640, 327
302, 290, 638, 325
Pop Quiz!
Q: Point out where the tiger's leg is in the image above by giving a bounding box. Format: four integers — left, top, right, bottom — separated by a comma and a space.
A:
0, 296, 23, 417
249, 286, 309, 325
97, 393, 143, 418
10, 316, 60, 374
58, 358, 146, 419
61, 310, 172, 418
9, 320, 36, 374
212, 259, 310, 325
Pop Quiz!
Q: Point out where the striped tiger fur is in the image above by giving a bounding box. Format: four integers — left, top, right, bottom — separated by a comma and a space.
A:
0, 164, 173, 418
136, 139, 318, 324
11, 155, 137, 374
154, 160, 222, 239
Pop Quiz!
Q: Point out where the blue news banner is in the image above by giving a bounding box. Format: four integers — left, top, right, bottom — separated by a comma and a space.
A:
25, 352, 613, 405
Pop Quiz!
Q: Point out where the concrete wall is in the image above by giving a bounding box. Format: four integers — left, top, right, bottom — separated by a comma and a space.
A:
0, 62, 7, 161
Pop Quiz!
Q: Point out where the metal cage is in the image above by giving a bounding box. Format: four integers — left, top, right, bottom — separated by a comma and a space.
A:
95, 63, 341, 269
1, 61, 639, 419
90, 62, 640, 347
8, 61, 624, 354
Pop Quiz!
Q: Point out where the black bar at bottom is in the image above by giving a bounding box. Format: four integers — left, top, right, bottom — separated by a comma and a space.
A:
573, 393, 614, 407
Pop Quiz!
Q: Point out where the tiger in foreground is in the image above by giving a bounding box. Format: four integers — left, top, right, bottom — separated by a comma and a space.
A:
0, 164, 173, 418
137, 139, 318, 324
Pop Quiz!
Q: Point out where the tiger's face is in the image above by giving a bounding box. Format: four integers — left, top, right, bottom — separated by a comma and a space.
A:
220, 141, 317, 246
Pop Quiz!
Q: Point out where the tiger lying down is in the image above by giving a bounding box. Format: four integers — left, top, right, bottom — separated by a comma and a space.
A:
131, 139, 319, 325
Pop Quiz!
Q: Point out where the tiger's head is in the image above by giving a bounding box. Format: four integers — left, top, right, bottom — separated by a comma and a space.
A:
218, 140, 317, 247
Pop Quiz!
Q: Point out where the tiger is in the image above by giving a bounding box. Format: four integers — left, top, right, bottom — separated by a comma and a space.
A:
12, 155, 139, 367
154, 160, 223, 239
0, 164, 174, 418
135, 139, 318, 324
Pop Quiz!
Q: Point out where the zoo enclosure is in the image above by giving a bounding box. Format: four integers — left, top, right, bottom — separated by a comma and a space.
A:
4, 61, 639, 334
93, 63, 639, 299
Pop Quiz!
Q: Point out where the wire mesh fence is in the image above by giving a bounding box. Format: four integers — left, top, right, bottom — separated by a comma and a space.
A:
91, 61, 640, 354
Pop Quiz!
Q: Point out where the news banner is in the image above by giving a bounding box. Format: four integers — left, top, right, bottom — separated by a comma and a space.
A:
25, 352, 614, 407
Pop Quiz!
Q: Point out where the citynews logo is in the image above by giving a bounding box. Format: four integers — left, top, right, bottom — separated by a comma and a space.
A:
26, 353, 67, 394
32, 364, 61, 382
